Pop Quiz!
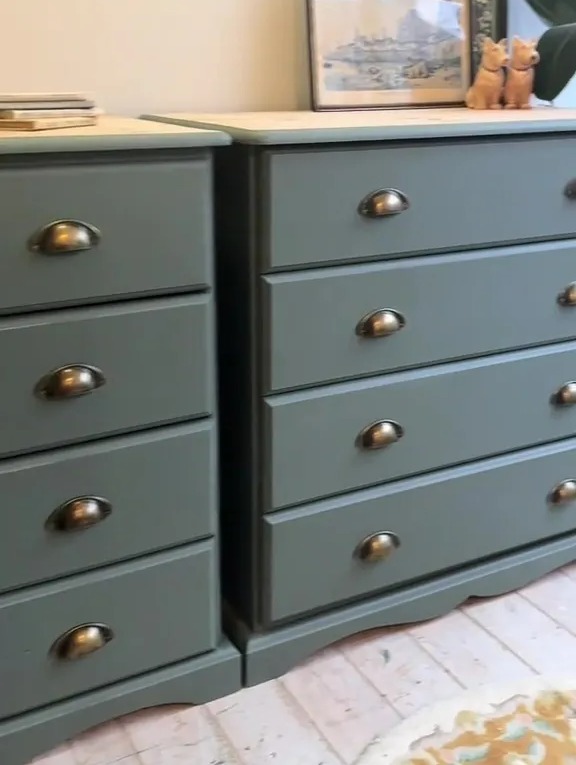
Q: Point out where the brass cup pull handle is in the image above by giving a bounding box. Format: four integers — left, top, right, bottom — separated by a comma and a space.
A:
564, 179, 576, 200
554, 381, 576, 407
50, 623, 114, 661
558, 283, 576, 306
358, 189, 410, 218
46, 496, 112, 532
356, 532, 400, 563
357, 420, 404, 450
35, 364, 106, 400
549, 479, 576, 505
356, 309, 405, 339
29, 219, 101, 255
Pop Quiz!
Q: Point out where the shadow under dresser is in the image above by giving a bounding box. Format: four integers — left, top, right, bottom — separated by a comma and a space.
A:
0, 117, 241, 765
144, 107, 576, 686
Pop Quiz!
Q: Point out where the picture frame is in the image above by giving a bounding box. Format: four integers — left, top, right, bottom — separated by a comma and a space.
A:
470, 0, 507, 78
307, 0, 508, 111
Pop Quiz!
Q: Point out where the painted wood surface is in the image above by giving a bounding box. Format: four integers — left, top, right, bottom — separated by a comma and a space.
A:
0, 116, 229, 152
30, 566, 576, 765
144, 107, 576, 144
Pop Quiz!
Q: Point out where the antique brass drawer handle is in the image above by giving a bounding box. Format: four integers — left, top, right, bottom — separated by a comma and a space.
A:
549, 479, 576, 505
564, 179, 576, 199
357, 420, 404, 450
356, 309, 405, 339
50, 623, 114, 661
558, 283, 576, 306
356, 532, 400, 563
29, 219, 101, 255
358, 189, 410, 218
46, 496, 112, 532
554, 381, 576, 407
35, 364, 106, 400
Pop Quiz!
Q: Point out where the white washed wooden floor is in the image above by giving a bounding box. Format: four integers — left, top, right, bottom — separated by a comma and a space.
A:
31, 564, 576, 765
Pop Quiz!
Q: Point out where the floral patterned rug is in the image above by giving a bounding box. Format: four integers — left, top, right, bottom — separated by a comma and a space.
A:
355, 679, 576, 765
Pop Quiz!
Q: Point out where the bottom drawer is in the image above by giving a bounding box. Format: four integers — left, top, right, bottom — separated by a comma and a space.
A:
0, 543, 217, 719
263, 438, 576, 624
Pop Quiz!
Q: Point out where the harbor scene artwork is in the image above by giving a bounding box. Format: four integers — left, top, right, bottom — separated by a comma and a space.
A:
308, 0, 474, 110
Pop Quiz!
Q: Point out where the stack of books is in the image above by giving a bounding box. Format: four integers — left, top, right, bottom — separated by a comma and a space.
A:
0, 93, 101, 131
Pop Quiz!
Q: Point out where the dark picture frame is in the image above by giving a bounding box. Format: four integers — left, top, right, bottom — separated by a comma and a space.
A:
470, 0, 508, 78
307, 0, 508, 111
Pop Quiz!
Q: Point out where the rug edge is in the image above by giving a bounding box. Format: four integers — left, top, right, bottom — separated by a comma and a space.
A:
354, 675, 576, 765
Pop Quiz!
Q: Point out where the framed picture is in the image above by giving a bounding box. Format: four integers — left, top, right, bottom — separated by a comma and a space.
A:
307, 0, 508, 111
470, 0, 507, 76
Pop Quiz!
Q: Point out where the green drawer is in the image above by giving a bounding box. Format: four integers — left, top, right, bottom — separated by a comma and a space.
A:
263, 438, 576, 623
263, 136, 576, 269
0, 158, 213, 314
0, 295, 212, 457
0, 422, 215, 594
0, 543, 217, 720
263, 241, 576, 392
265, 341, 576, 510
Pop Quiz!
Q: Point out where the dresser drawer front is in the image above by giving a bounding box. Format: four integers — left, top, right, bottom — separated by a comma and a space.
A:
264, 137, 576, 269
0, 543, 217, 719
0, 422, 215, 593
264, 241, 576, 392
265, 342, 576, 510
0, 296, 212, 457
0, 159, 213, 314
264, 440, 576, 623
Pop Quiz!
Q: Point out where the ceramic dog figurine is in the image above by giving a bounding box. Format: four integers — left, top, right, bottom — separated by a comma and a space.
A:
504, 36, 540, 109
465, 38, 509, 110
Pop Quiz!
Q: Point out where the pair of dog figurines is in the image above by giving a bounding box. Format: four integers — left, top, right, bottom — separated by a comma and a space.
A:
466, 36, 540, 110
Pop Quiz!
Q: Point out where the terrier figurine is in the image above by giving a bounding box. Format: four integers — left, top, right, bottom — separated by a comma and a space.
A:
465, 37, 509, 110
504, 36, 540, 109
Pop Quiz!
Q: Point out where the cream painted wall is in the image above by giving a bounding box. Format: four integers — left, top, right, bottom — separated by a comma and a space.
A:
0, 0, 310, 115
1, 0, 574, 115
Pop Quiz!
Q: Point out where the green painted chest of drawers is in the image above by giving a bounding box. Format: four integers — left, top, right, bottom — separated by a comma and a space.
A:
0, 117, 241, 765
147, 108, 576, 686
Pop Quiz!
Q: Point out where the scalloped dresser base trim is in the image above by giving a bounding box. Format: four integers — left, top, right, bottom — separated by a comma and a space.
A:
0, 640, 241, 765
225, 534, 576, 687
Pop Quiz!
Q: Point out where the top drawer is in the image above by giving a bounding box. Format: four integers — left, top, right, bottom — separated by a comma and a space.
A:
263, 136, 576, 269
0, 158, 213, 314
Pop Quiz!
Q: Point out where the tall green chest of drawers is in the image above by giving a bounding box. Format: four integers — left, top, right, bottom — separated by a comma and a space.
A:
146, 108, 576, 684
0, 117, 241, 765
